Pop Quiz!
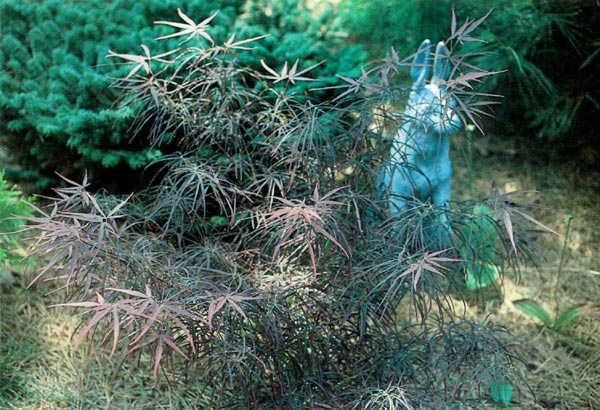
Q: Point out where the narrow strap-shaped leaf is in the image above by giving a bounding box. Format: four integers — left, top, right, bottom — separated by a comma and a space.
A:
513, 299, 553, 327
554, 307, 579, 330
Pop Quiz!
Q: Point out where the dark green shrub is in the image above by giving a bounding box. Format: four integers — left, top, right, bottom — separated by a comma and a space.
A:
0, 0, 365, 192
0, 171, 31, 269
336, 0, 600, 150
24, 9, 550, 408
0, 0, 202, 191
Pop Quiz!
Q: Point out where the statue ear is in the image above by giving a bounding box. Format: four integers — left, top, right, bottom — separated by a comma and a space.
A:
432, 41, 451, 85
410, 39, 431, 89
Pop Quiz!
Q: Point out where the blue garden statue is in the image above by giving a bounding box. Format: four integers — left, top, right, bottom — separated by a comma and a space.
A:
376, 39, 461, 247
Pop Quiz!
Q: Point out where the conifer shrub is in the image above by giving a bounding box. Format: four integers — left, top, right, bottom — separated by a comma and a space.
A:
0, 0, 365, 192
24, 8, 552, 408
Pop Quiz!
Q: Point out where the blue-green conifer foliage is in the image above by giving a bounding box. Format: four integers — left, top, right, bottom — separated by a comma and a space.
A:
0, 0, 365, 191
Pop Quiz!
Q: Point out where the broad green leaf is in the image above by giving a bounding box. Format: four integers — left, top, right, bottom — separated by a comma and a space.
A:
459, 204, 498, 268
513, 299, 553, 327
466, 262, 498, 290
490, 380, 512, 405
553, 307, 579, 330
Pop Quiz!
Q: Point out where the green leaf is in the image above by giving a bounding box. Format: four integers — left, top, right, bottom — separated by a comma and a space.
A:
465, 262, 498, 290
513, 299, 553, 327
553, 307, 579, 330
0, 171, 32, 267
459, 204, 498, 262
208, 216, 229, 228
490, 380, 512, 405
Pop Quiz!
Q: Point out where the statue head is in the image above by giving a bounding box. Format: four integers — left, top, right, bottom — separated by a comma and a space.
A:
404, 39, 461, 136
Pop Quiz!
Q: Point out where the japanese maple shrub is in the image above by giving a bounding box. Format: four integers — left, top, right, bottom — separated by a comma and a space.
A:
24, 8, 550, 408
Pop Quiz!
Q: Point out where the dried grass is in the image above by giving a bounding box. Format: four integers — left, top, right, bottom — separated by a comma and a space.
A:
451, 133, 600, 410
0, 281, 206, 409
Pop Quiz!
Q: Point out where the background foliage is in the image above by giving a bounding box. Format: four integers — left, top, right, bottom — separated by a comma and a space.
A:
2, 0, 598, 193
0, 0, 365, 192
335, 0, 600, 162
